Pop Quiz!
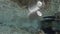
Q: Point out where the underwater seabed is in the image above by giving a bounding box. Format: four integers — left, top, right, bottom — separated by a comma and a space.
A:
0, 0, 60, 34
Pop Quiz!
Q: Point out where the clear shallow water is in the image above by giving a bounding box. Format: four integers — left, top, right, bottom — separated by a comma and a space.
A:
0, 0, 40, 34
0, 0, 60, 34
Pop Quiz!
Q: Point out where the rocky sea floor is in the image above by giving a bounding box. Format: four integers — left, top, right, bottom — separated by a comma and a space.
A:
0, 0, 32, 34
